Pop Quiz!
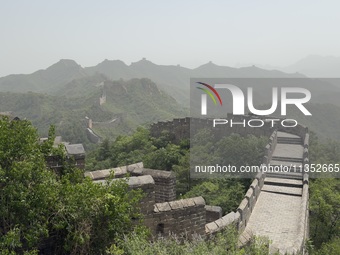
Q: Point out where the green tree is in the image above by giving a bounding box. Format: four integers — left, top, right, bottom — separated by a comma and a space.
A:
144, 144, 182, 171
172, 152, 191, 196
215, 134, 267, 168
96, 138, 111, 161
309, 178, 340, 248
0, 117, 143, 254
306, 134, 340, 253
0, 117, 57, 253
110, 127, 155, 167
183, 179, 246, 213
50, 176, 142, 254
314, 237, 340, 255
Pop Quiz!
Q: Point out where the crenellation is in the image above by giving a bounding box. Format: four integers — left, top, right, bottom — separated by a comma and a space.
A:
303, 173, 309, 185
151, 197, 206, 238
205, 211, 240, 235
250, 179, 260, 199
303, 147, 308, 158
87, 163, 207, 238
205, 205, 222, 222
245, 188, 255, 212
87, 117, 310, 250
255, 171, 265, 189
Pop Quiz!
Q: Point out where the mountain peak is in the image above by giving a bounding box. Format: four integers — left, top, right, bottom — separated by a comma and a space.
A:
241, 65, 259, 70
195, 61, 220, 69
56, 59, 79, 67
131, 58, 155, 66
98, 59, 127, 67
203, 61, 216, 66
46, 59, 80, 71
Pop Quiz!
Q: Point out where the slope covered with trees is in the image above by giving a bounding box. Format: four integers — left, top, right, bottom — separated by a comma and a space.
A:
1, 115, 339, 254
87, 126, 340, 254
0, 78, 186, 148
86, 128, 267, 213
0, 117, 142, 254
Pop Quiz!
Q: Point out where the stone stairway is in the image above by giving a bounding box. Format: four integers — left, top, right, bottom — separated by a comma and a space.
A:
267, 132, 304, 180
277, 135, 302, 145
243, 131, 306, 254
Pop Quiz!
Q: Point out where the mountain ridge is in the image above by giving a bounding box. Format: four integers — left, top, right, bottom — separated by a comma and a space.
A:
0, 58, 305, 105
282, 55, 340, 77
0, 77, 186, 147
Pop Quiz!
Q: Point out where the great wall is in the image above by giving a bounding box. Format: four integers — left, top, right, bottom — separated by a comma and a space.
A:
85, 115, 310, 254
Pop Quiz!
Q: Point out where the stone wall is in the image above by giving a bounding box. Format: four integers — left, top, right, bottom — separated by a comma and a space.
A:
130, 168, 176, 203
44, 139, 86, 172
303, 130, 310, 169
204, 124, 310, 253
94, 175, 156, 216
85, 163, 176, 203
262, 130, 278, 165
150, 116, 276, 143
93, 173, 206, 239
150, 197, 206, 238
86, 127, 101, 144
46, 155, 64, 174
279, 123, 308, 141
237, 172, 266, 232
291, 174, 309, 254
205, 205, 223, 223
127, 175, 156, 216
150, 117, 191, 143
205, 211, 240, 235
205, 172, 266, 235
84, 162, 144, 180
150, 116, 310, 146
46, 154, 85, 172
86, 119, 310, 245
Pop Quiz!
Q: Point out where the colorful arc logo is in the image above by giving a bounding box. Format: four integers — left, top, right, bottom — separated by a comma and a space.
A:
196, 82, 223, 106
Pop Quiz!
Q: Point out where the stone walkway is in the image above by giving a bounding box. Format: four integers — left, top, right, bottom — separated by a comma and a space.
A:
272, 143, 304, 160
245, 191, 302, 253
243, 131, 305, 254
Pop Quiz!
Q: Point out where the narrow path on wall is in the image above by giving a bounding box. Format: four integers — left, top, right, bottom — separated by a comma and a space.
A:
243, 131, 305, 254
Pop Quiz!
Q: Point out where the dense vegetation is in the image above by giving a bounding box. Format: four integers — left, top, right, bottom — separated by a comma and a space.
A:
306, 133, 340, 254
0, 117, 280, 254
115, 227, 278, 255
1, 115, 339, 254
0, 117, 142, 254
87, 127, 340, 254
0, 78, 186, 149
86, 128, 267, 213
3, 59, 340, 147
1, 57, 340, 254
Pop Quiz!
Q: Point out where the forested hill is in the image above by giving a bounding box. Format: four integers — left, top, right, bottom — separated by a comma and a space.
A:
3, 59, 340, 144
0, 59, 303, 105
0, 78, 186, 147
0, 59, 87, 93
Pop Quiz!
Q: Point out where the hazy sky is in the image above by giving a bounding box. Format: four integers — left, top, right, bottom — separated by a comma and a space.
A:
1, 0, 340, 77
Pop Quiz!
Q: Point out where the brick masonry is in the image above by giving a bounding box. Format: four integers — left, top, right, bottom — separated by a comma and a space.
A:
86, 163, 176, 203
86, 116, 310, 253
205, 205, 222, 223
88, 164, 205, 238
151, 197, 206, 238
